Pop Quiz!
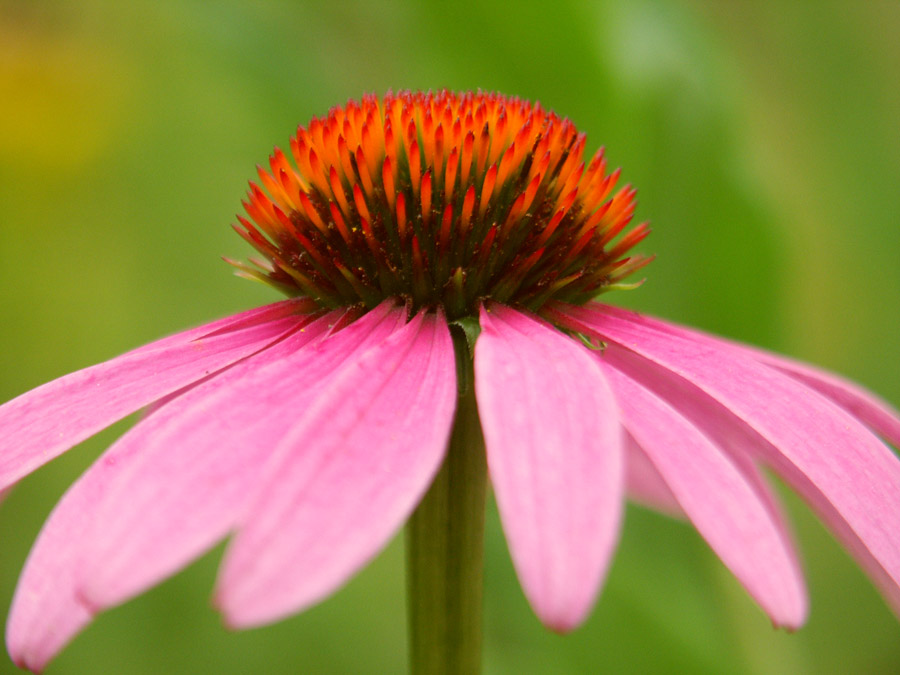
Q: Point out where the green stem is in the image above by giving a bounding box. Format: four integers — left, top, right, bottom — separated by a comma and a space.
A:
406, 333, 487, 675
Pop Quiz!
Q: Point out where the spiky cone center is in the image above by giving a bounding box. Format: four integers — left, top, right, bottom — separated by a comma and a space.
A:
232, 90, 652, 321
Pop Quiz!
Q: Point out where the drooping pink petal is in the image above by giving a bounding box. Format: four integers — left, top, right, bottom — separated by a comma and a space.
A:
5, 381, 223, 673
7, 461, 109, 673
623, 436, 682, 517
78, 303, 405, 609
128, 297, 318, 353
474, 304, 624, 632
589, 302, 900, 453
0, 299, 314, 491
571, 304, 852, 570
5, 304, 399, 672
601, 363, 807, 627
758, 358, 900, 451
551, 303, 900, 617
215, 310, 457, 628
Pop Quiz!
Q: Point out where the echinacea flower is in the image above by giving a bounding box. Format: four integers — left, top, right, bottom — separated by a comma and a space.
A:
2, 90, 900, 673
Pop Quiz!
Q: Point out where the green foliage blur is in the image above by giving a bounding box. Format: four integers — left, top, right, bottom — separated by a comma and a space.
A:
1, 1, 899, 672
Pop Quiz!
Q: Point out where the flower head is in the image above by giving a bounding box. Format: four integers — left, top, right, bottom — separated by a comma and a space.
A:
230, 90, 650, 317
2, 91, 900, 672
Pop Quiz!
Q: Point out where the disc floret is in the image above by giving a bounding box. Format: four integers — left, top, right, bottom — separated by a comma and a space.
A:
231, 90, 651, 320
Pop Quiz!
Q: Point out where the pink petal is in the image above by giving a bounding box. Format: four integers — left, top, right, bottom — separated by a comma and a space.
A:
6, 305, 399, 671
551, 303, 900, 617
77, 303, 405, 610
591, 302, 900, 452
602, 363, 807, 627
0, 299, 312, 490
129, 297, 316, 353
6, 476, 96, 673
215, 310, 457, 628
756, 360, 900, 451
623, 435, 683, 517
6, 308, 334, 671
6, 391, 202, 672
474, 304, 624, 632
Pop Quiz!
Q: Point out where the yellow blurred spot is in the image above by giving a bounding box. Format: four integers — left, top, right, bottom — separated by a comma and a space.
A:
0, 21, 132, 168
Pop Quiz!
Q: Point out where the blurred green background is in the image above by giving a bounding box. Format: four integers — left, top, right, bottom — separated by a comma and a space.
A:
1, 1, 899, 673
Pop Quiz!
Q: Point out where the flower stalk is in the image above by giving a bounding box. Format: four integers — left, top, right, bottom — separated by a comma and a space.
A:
405, 330, 488, 675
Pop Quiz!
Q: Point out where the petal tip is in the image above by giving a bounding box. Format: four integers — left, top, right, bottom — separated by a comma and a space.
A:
213, 590, 276, 632
7, 646, 47, 675
535, 605, 590, 635
210, 590, 244, 632
769, 595, 808, 633
218, 609, 244, 633
211, 578, 271, 631
772, 614, 804, 634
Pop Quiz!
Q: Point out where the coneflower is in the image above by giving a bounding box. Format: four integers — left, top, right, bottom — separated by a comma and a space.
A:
2, 91, 898, 674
